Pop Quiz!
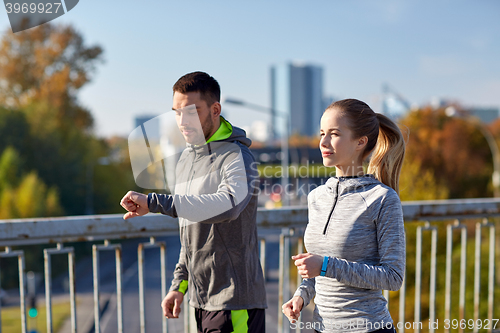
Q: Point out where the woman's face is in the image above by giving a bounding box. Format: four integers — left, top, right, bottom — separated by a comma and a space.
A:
319, 108, 365, 174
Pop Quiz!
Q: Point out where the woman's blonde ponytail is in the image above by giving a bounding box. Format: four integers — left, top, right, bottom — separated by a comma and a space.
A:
367, 113, 406, 194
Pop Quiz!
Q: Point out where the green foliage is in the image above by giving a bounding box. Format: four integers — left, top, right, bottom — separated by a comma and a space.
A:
0, 146, 22, 192
399, 160, 449, 201
0, 187, 16, 219
0, 171, 63, 219
0, 145, 63, 219
0, 107, 32, 161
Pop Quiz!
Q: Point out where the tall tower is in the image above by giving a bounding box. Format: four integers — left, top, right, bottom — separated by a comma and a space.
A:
270, 62, 324, 139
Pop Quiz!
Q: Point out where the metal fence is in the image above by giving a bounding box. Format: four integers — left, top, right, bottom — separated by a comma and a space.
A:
0, 198, 499, 333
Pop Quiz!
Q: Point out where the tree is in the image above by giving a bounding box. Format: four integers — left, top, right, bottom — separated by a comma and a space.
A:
0, 147, 63, 219
0, 171, 63, 219
0, 23, 103, 131
399, 159, 449, 201
0, 23, 108, 215
0, 146, 22, 193
0, 106, 32, 159
399, 106, 492, 199
0, 23, 152, 217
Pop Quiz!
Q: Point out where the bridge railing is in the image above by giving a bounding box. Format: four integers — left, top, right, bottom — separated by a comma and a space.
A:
0, 198, 499, 333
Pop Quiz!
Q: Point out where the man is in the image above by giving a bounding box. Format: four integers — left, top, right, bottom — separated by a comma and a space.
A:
120, 72, 267, 332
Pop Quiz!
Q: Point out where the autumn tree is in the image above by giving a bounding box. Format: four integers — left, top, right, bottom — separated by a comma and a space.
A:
399, 106, 492, 199
0, 23, 102, 130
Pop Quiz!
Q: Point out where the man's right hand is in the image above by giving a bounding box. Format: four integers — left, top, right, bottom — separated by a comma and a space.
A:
161, 291, 184, 318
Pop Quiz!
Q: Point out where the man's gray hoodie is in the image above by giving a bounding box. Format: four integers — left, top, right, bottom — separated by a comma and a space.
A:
294, 175, 405, 332
147, 125, 267, 311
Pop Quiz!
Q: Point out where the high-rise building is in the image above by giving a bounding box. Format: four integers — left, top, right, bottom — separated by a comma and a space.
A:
270, 62, 324, 138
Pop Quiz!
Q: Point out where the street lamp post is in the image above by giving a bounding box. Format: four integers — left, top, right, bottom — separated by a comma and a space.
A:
445, 106, 500, 197
223, 98, 290, 206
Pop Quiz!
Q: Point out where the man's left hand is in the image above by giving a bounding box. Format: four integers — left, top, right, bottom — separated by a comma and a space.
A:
120, 191, 149, 220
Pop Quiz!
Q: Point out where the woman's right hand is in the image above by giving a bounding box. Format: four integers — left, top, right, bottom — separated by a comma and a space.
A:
281, 296, 304, 323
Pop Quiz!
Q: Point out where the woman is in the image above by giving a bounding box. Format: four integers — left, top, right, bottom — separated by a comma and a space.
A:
282, 99, 406, 333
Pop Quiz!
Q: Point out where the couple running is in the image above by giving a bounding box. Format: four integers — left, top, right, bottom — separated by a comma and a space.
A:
120, 71, 406, 333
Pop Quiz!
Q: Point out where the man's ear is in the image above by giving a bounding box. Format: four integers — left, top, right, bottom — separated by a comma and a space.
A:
211, 102, 222, 118
356, 136, 368, 151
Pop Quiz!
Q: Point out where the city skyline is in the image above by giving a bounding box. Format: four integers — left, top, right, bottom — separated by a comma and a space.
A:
1, 1, 499, 138
271, 62, 325, 139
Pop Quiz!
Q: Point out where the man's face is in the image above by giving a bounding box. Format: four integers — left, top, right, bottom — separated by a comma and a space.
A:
172, 91, 216, 145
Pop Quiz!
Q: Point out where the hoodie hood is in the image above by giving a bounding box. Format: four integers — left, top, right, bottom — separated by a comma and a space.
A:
220, 125, 252, 147
187, 123, 251, 151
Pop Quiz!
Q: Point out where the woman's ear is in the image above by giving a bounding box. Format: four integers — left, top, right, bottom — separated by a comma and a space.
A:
356, 136, 368, 151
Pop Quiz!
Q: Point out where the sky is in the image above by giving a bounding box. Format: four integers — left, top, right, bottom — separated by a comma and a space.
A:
1, 0, 499, 138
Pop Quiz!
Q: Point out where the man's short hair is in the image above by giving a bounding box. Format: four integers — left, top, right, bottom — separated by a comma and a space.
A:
173, 71, 221, 107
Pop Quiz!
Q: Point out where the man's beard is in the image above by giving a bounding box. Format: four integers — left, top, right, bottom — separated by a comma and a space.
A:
203, 116, 215, 142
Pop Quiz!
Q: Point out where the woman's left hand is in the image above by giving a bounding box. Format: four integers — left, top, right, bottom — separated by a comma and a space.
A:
292, 253, 324, 278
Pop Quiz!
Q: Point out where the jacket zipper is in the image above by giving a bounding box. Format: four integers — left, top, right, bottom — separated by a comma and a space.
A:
323, 181, 340, 235
183, 148, 203, 305
186, 149, 197, 195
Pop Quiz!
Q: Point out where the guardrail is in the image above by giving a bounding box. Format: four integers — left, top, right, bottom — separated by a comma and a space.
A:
0, 198, 499, 333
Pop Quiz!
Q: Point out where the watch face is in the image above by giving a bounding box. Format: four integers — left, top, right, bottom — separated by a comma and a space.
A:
5, 0, 80, 33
